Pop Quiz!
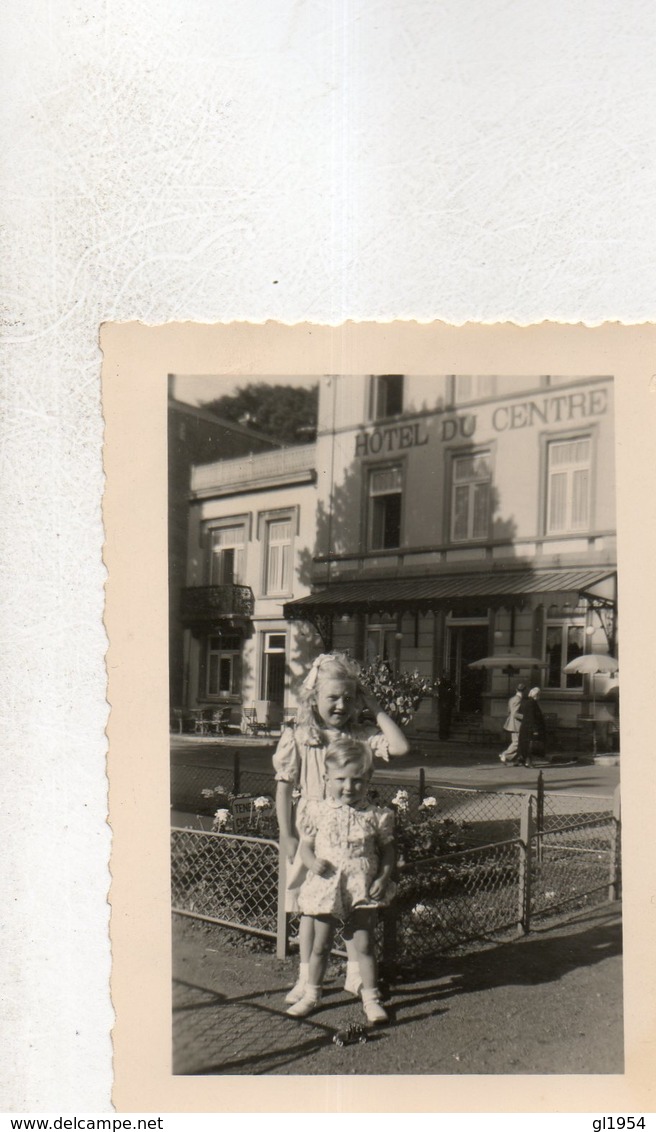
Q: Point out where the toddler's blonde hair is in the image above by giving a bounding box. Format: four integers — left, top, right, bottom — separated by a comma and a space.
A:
324, 735, 373, 777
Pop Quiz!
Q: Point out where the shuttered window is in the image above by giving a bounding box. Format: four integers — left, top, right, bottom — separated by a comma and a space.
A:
546, 438, 591, 533
454, 376, 498, 403
265, 518, 293, 595
451, 452, 491, 542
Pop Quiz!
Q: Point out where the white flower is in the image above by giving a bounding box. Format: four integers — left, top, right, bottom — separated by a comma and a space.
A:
254, 796, 272, 810
201, 788, 214, 798
412, 903, 428, 918
213, 808, 231, 827
214, 784, 228, 795
392, 789, 410, 812
420, 796, 437, 808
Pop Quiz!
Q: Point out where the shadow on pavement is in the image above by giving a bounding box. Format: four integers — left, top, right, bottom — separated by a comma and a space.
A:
173, 907, 621, 1075
390, 908, 622, 1014
173, 977, 389, 1075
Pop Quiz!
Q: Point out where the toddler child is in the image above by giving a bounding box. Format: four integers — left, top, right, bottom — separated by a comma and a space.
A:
286, 736, 396, 1024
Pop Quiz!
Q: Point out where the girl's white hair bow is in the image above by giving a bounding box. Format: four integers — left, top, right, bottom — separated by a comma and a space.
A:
301, 653, 334, 691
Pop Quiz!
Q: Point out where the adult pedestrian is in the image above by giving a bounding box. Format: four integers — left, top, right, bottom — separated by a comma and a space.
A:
499, 682, 526, 764
436, 674, 456, 740
516, 686, 546, 767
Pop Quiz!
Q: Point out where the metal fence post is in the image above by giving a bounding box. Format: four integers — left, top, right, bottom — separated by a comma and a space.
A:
517, 792, 535, 935
608, 784, 621, 902
418, 767, 426, 804
233, 749, 241, 795
536, 771, 544, 864
276, 843, 289, 958
381, 904, 398, 982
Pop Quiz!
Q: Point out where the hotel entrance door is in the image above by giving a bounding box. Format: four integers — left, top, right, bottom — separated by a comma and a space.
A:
447, 623, 488, 713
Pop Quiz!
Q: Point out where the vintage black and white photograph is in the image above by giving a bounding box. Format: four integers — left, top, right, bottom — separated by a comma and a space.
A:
167, 369, 622, 1077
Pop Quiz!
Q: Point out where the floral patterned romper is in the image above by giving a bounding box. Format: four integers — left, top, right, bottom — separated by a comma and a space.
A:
296, 798, 396, 920
272, 723, 391, 912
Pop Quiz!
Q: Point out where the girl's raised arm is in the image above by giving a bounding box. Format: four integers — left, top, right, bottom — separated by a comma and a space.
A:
359, 686, 410, 756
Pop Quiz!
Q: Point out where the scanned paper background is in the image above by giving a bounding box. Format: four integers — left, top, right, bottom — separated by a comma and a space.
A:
4, 0, 656, 1111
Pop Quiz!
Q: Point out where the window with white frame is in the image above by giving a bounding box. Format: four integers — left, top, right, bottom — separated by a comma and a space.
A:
208, 523, 246, 585
264, 516, 293, 595
544, 620, 585, 689
450, 451, 491, 542
365, 615, 399, 670
207, 634, 242, 697
454, 376, 498, 403
368, 464, 403, 550
370, 374, 404, 420
261, 631, 287, 701
546, 436, 592, 533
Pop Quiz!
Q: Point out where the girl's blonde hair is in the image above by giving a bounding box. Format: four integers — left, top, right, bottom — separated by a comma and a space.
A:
296, 650, 362, 739
324, 735, 373, 776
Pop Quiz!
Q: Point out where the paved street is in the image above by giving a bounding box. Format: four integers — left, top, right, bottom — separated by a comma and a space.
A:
170, 732, 620, 799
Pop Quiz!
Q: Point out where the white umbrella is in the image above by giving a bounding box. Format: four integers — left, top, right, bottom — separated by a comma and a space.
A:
562, 653, 619, 754
469, 653, 548, 694
469, 653, 548, 671
562, 653, 619, 676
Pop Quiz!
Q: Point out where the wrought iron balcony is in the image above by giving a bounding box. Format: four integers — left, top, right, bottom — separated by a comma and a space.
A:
179, 584, 254, 628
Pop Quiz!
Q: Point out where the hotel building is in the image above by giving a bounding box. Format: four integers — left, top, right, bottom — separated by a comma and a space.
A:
180, 375, 617, 736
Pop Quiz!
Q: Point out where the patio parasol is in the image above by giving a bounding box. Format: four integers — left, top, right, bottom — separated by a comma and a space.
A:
470, 653, 548, 674
562, 653, 619, 754
469, 653, 548, 692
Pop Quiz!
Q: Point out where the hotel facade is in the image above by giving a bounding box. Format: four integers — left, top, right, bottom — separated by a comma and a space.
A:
180, 374, 617, 735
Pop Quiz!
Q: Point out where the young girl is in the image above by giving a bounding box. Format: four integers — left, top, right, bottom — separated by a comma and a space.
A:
286, 736, 396, 1024
274, 651, 408, 1004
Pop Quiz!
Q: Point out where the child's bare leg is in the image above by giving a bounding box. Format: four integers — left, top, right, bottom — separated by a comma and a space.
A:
307, 916, 336, 988
344, 935, 363, 993
344, 910, 388, 1023
347, 911, 378, 990
299, 914, 314, 964
287, 916, 335, 1017
285, 914, 315, 1003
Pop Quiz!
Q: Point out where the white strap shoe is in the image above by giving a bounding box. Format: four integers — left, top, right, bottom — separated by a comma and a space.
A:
284, 977, 307, 1004
362, 991, 389, 1025
286, 989, 321, 1018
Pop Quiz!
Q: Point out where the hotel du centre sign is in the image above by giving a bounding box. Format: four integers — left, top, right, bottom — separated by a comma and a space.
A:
353, 385, 609, 457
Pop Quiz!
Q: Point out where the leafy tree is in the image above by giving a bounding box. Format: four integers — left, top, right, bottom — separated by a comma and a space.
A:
202, 382, 318, 444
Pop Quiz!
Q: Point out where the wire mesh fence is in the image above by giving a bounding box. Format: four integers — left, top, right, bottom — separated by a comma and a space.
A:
171, 752, 612, 846
170, 756, 621, 963
530, 813, 618, 918
172, 809, 620, 968
388, 839, 522, 967
420, 784, 525, 847
171, 828, 280, 938
540, 790, 614, 831
171, 763, 236, 816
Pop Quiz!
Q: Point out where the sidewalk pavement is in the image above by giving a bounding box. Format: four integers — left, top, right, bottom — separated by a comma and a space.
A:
172, 901, 623, 1076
